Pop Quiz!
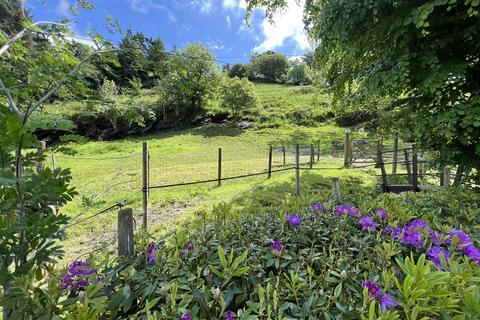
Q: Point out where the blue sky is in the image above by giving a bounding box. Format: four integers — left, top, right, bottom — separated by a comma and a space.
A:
28, 0, 311, 64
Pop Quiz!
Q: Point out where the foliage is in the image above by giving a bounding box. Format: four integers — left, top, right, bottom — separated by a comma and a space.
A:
246, 0, 480, 170
251, 51, 289, 83
228, 63, 253, 79
219, 76, 258, 120
157, 43, 219, 120
286, 61, 313, 85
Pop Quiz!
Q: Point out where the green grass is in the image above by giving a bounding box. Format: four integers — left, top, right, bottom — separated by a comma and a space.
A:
50, 124, 378, 260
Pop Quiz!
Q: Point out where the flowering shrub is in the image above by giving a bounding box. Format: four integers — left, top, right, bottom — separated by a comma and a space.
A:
21, 189, 480, 319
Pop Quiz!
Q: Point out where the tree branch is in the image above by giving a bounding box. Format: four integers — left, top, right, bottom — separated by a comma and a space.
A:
0, 21, 70, 57
26, 48, 115, 118
0, 79, 23, 119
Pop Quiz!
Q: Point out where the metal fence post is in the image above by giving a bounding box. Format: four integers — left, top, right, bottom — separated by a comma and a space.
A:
142, 142, 149, 230
118, 208, 134, 256
217, 148, 222, 186
268, 145, 273, 178
295, 144, 300, 196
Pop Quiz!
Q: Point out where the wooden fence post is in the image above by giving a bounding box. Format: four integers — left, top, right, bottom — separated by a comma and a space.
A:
51, 154, 56, 170
317, 140, 320, 162
295, 144, 300, 196
412, 143, 418, 191
392, 133, 398, 174
118, 208, 134, 256
283, 146, 286, 165
217, 148, 222, 186
377, 149, 388, 192
36, 140, 46, 173
404, 149, 412, 184
142, 142, 149, 230
344, 129, 351, 167
443, 166, 451, 188
268, 145, 273, 178
454, 165, 465, 186
309, 144, 314, 169
332, 177, 341, 202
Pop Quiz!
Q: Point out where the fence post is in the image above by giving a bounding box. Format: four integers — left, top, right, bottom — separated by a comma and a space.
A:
309, 144, 314, 169
118, 208, 134, 256
283, 146, 286, 165
443, 166, 451, 188
142, 142, 149, 230
392, 133, 398, 174
295, 144, 300, 196
332, 177, 341, 202
454, 164, 464, 186
404, 149, 412, 184
217, 148, 222, 186
377, 149, 388, 192
412, 143, 418, 191
36, 140, 46, 173
268, 145, 273, 178
344, 129, 351, 167
317, 140, 320, 162
51, 154, 56, 170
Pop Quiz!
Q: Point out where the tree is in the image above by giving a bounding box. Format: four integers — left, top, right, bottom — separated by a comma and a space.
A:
157, 43, 219, 120
287, 61, 312, 85
145, 37, 168, 86
246, 0, 480, 173
250, 51, 288, 82
219, 76, 257, 120
228, 63, 252, 79
116, 29, 149, 86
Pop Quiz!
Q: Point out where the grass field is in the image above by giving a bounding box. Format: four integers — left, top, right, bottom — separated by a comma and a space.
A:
50, 123, 385, 260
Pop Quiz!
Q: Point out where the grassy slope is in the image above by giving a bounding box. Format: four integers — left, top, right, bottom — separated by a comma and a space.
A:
47, 83, 381, 260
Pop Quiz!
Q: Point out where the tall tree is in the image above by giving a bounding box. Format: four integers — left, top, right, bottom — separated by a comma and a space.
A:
251, 50, 288, 82
246, 0, 480, 172
145, 37, 168, 86
116, 29, 149, 85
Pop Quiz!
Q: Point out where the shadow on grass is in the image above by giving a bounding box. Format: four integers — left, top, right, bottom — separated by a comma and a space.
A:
188, 124, 244, 138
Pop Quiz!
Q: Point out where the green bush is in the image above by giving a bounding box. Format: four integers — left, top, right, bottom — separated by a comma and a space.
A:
219, 77, 258, 120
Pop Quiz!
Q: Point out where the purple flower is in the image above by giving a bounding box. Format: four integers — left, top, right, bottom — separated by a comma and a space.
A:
429, 229, 444, 246
363, 280, 398, 312
462, 244, 480, 265
381, 226, 393, 236
392, 227, 403, 239
397, 220, 429, 248
226, 310, 233, 320
310, 203, 325, 212
373, 209, 387, 221
347, 206, 360, 217
427, 246, 451, 269
380, 293, 399, 312
358, 216, 377, 231
449, 228, 472, 247
179, 311, 190, 320
187, 242, 195, 253
286, 214, 301, 227
179, 251, 185, 259
147, 242, 157, 264
60, 260, 96, 293
271, 240, 283, 253
362, 280, 382, 299
335, 205, 349, 216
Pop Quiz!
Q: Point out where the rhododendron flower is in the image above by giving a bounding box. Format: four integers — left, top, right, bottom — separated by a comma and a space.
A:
226, 310, 233, 320
286, 214, 301, 226
335, 205, 349, 216
147, 242, 157, 264
373, 209, 387, 221
358, 216, 376, 231
380, 293, 399, 312
179, 311, 190, 320
449, 228, 472, 246
187, 242, 195, 252
363, 280, 398, 312
310, 203, 325, 212
427, 246, 451, 269
179, 251, 185, 259
395, 219, 429, 248
60, 260, 96, 293
271, 240, 283, 253
461, 244, 480, 264
347, 206, 360, 217
381, 226, 393, 236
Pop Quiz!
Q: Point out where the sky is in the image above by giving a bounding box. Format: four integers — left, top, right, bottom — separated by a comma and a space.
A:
27, 0, 312, 65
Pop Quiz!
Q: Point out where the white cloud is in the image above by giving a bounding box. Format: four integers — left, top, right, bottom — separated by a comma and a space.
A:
206, 39, 225, 51
222, 0, 246, 11
254, 0, 310, 52
65, 35, 96, 47
226, 15, 231, 29
128, 0, 177, 22
55, 0, 71, 17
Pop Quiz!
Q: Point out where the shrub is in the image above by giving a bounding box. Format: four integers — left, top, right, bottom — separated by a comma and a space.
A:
219, 77, 258, 120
